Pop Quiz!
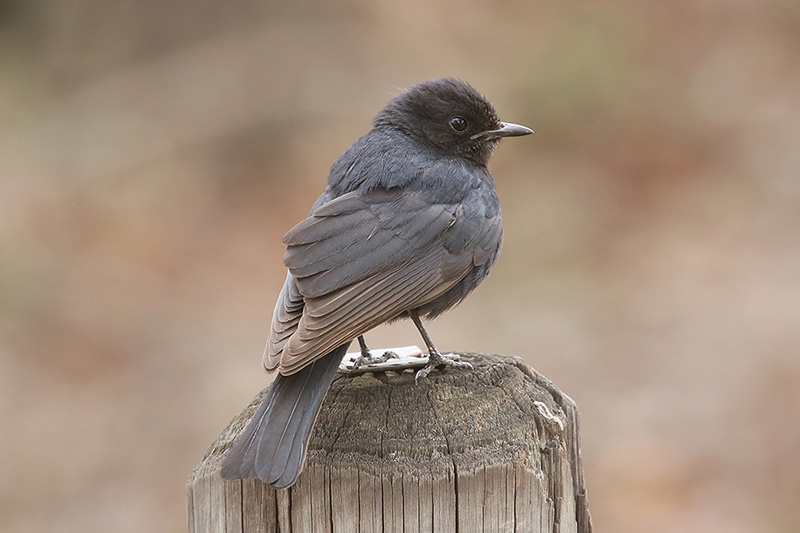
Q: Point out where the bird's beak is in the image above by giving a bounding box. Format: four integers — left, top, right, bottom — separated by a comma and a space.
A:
471, 121, 534, 140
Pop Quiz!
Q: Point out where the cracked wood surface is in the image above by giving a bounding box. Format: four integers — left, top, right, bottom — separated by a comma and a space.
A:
188, 352, 592, 532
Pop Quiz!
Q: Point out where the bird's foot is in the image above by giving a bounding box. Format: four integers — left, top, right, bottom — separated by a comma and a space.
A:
415, 351, 472, 382
352, 350, 399, 370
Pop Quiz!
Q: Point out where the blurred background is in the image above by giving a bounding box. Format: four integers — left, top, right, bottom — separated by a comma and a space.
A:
1, 0, 799, 531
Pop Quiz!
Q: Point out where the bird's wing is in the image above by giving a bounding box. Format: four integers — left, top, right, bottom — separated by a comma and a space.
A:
264, 180, 499, 375
263, 272, 305, 371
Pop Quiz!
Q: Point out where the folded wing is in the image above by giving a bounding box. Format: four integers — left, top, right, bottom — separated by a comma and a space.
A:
264, 178, 501, 375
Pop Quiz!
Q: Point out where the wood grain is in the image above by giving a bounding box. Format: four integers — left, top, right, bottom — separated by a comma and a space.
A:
188, 353, 592, 532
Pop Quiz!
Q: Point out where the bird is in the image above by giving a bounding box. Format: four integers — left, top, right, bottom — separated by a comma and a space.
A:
220, 78, 532, 489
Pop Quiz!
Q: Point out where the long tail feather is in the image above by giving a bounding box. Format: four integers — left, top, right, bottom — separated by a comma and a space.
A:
220, 343, 350, 488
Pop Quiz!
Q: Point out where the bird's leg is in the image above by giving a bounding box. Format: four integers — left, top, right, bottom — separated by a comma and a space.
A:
352, 335, 398, 369
410, 310, 472, 381
357, 335, 371, 359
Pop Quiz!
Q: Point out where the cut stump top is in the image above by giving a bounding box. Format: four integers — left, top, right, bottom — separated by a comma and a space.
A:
189, 352, 592, 533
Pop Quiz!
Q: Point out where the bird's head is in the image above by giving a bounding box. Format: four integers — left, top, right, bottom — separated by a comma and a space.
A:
374, 78, 532, 165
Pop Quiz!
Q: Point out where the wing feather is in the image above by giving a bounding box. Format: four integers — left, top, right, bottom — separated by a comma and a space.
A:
266, 174, 502, 376
287, 194, 455, 299
279, 252, 454, 374
263, 273, 305, 370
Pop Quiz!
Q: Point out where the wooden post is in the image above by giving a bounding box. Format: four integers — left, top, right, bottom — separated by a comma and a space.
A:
188, 352, 592, 532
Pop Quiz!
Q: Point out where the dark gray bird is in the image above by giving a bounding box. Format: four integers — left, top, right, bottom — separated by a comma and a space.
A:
220, 78, 532, 488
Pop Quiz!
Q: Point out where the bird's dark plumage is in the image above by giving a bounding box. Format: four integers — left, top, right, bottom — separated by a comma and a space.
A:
221, 78, 532, 488
220, 343, 349, 487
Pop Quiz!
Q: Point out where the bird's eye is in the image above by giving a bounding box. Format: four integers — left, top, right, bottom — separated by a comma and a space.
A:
449, 116, 468, 133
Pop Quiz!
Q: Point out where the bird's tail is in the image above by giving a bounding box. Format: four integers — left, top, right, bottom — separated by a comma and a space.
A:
220, 342, 350, 488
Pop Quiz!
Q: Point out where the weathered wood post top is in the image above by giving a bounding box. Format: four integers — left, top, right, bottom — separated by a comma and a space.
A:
188, 352, 592, 532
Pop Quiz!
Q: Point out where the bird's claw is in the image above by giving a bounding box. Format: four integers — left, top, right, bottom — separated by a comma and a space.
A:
414, 351, 472, 382
352, 350, 399, 370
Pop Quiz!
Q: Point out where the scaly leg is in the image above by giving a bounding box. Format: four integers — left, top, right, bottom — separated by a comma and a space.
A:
409, 310, 472, 381
352, 335, 398, 369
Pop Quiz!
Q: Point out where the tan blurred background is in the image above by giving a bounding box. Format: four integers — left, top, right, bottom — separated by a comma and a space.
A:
1, 1, 799, 531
